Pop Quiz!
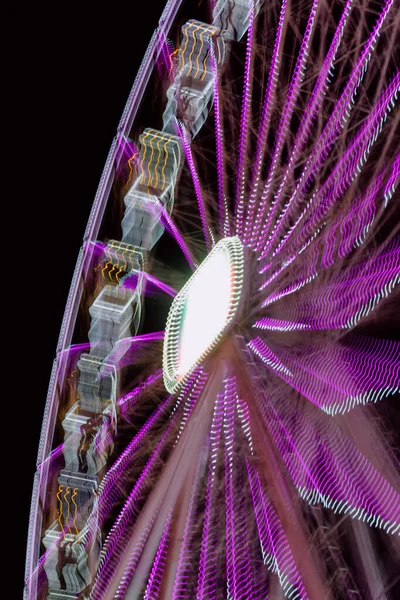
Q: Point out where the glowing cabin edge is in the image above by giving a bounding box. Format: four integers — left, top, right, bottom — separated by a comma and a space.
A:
163, 236, 244, 393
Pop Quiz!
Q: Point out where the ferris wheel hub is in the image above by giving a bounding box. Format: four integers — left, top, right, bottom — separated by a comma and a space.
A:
163, 235, 245, 393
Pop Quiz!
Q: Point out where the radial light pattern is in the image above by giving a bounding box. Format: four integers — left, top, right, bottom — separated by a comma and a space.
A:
26, 1, 400, 599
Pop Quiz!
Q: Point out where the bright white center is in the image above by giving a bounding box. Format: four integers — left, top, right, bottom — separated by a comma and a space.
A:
178, 248, 232, 375
163, 236, 244, 394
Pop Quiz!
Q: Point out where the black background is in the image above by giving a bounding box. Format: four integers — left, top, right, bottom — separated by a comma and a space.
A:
18, 2, 167, 589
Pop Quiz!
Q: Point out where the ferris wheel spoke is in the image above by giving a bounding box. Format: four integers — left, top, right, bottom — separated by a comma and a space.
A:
123, 269, 178, 296
142, 509, 173, 599
252, 378, 400, 536
234, 1, 256, 237
172, 454, 207, 599
175, 119, 212, 250
90, 390, 179, 534
257, 0, 396, 260
159, 203, 197, 270
196, 380, 226, 599
117, 369, 164, 414
223, 377, 265, 600
246, 460, 308, 600
250, 0, 320, 250
257, 0, 354, 250
250, 335, 400, 416
257, 163, 392, 297
260, 240, 400, 337
243, 0, 289, 245
265, 72, 400, 263
93, 368, 224, 599
211, 47, 231, 238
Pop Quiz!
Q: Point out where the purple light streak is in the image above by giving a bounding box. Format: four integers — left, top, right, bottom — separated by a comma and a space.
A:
248, 334, 399, 416
260, 240, 399, 334
266, 71, 400, 262
172, 457, 204, 599
247, 360, 400, 537
254, 0, 354, 252
175, 119, 211, 250
249, 0, 319, 250
144, 511, 172, 599
256, 0, 396, 260
246, 460, 307, 599
118, 368, 163, 412
224, 378, 256, 599
159, 203, 197, 271
234, 1, 255, 237
243, 0, 288, 246
123, 270, 177, 296
196, 381, 225, 600
99, 331, 164, 377
90, 371, 208, 599
210, 45, 230, 238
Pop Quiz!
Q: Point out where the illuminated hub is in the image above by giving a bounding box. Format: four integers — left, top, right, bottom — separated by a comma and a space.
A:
163, 236, 244, 393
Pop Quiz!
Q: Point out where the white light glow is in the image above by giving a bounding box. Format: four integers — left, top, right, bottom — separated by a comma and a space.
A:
163, 236, 244, 394
178, 248, 232, 375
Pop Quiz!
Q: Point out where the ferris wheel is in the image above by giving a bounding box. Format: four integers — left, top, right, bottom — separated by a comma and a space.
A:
25, 0, 400, 599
